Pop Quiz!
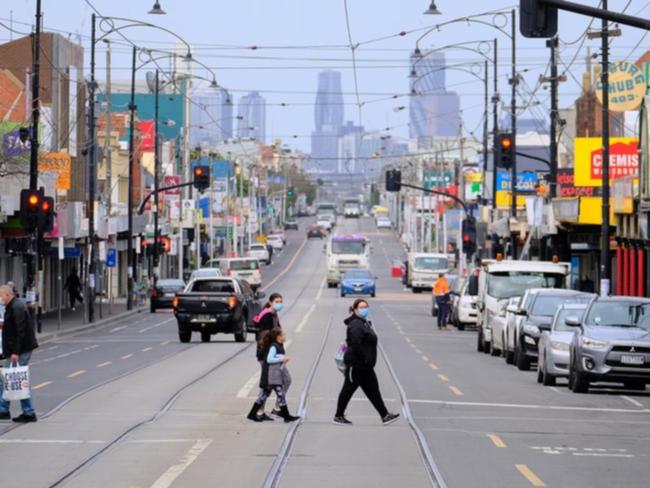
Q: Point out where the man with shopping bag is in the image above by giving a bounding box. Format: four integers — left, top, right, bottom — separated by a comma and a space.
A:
0, 285, 38, 422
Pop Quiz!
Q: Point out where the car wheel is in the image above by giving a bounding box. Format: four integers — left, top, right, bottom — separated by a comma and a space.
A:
490, 341, 500, 356
504, 337, 515, 364
340, 291, 346, 297
515, 343, 530, 371
234, 316, 247, 343
457, 322, 465, 331
536, 362, 543, 383
371, 292, 376, 298
477, 330, 484, 352
483, 340, 491, 354
412, 287, 422, 294
178, 327, 191, 343
624, 381, 646, 391
201, 331, 211, 343
542, 368, 556, 386
569, 356, 588, 393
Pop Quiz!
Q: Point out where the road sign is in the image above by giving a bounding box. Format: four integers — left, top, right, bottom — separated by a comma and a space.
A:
106, 248, 117, 268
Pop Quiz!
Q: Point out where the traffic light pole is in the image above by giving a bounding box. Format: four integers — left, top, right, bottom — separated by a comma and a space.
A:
548, 35, 559, 198
87, 13, 98, 323
153, 69, 160, 287
127, 46, 136, 310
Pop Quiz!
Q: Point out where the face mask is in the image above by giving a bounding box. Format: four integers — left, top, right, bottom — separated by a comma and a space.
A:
358, 308, 369, 319
273, 302, 284, 312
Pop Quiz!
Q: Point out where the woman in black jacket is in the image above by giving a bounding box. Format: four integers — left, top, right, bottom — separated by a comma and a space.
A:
333, 299, 400, 426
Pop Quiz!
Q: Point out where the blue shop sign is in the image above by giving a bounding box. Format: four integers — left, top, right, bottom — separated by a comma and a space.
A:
496, 171, 539, 193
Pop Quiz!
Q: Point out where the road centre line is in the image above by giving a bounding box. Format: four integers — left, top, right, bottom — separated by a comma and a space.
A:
237, 370, 260, 399
110, 326, 127, 333
429, 363, 439, 371
621, 395, 644, 408
149, 439, 213, 488
121, 353, 134, 360
487, 433, 507, 448
262, 238, 308, 291
296, 303, 317, 333
67, 370, 86, 378
437, 374, 449, 382
315, 276, 325, 301
421, 355, 429, 362
409, 399, 650, 414
142, 347, 153, 352
414, 348, 422, 354
405, 337, 411, 343
515, 464, 546, 487
96, 361, 112, 368
32, 381, 53, 390
449, 386, 464, 396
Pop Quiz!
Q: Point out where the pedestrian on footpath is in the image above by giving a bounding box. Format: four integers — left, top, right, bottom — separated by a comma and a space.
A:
64, 268, 83, 311
333, 299, 400, 426
251, 293, 291, 420
433, 273, 450, 330
0, 285, 38, 423
247, 327, 299, 423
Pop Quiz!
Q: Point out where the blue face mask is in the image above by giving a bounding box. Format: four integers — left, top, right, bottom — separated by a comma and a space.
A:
273, 302, 284, 312
358, 308, 369, 319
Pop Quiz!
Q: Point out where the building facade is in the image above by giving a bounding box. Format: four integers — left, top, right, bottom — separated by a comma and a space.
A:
237, 91, 266, 143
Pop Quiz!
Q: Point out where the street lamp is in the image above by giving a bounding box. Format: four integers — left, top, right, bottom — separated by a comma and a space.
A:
148, 1, 166, 15
424, 1, 442, 15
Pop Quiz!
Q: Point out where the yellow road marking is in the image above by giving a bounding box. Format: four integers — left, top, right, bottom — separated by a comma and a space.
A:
515, 464, 546, 487
429, 362, 439, 371
437, 374, 449, 382
421, 355, 429, 362
32, 381, 53, 390
405, 337, 411, 343
142, 347, 153, 352
414, 348, 422, 354
449, 385, 464, 396
487, 434, 507, 448
262, 238, 308, 291
67, 370, 86, 378
96, 361, 112, 368
121, 354, 134, 360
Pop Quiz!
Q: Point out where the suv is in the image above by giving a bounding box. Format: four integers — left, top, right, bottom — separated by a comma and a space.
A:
567, 296, 650, 393
507, 289, 593, 371
248, 243, 271, 265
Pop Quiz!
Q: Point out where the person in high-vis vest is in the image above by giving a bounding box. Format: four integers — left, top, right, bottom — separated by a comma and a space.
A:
433, 274, 450, 330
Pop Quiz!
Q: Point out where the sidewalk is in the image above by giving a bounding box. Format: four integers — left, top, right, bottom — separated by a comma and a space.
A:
36, 297, 146, 342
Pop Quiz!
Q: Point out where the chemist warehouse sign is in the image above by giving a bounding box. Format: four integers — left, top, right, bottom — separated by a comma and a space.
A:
574, 137, 639, 187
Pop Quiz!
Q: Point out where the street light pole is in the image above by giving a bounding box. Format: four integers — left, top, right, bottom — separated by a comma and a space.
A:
600, 0, 611, 295
87, 13, 98, 322
153, 69, 160, 286
127, 46, 136, 310
548, 35, 559, 199
509, 9, 518, 259
492, 38, 499, 215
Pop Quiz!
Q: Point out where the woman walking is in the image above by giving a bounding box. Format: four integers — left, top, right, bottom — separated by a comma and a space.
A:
334, 299, 400, 426
247, 327, 299, 423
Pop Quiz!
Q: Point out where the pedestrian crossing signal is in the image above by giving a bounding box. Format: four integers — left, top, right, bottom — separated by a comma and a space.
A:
386, 169, 402, 192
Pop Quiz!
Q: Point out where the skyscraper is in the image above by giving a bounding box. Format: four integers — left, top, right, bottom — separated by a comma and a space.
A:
311, 70, 344, 173
409, 51, 461, 146
237, 91, 266, 143
191, 87, 233, 147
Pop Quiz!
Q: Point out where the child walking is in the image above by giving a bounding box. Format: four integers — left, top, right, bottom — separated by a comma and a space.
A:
247, 327, 300, 423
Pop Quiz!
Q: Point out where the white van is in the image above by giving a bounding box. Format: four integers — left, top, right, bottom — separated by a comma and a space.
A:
407, 253, 449, 293
213, 258, 262, 290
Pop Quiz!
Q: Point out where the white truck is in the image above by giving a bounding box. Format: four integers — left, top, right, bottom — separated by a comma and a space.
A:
407, 253, 449, 293
326, 234, 370, 288
343, 199, 361, 218
471, 258, 572, 353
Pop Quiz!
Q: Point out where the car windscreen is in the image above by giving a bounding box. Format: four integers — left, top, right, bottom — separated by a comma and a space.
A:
584, 302, 650, 330
193, 270, 220, 278
230, 260, 259, 270
413, 257, 448, 270
191, 281, 235, 293
345, 270, 372, 279
531, 295, 591, 316
157, 279, 184, 289
554, 308, 585, 331
332, 241, 365, 254
250, 245, 265, 251
487, 272, 564, 299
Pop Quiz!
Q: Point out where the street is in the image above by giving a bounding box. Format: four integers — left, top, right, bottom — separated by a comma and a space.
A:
0, 218, 646, 487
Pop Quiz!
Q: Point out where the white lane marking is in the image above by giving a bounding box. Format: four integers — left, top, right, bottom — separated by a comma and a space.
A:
410, 399, 650, 414
149, 439, 212, 488
531, 446, 633, 458
237, 370, 260, 399
31, 349, 84, 366
574, 452, 634, 458
261, 238, 308, 291
44, 346, 59, 351
315, 276, 326, 301
139, 317, 174, 333
110, 326, 127, 333
621, 395, 644, 408
296, 304, 317, 333
549, 387, 562, 394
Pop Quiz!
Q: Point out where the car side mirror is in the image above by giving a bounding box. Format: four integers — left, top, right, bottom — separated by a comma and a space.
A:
467, 275, 479, 296
506, 305, 519, 314
255, 291, 266, 299
564, 316, 581, 327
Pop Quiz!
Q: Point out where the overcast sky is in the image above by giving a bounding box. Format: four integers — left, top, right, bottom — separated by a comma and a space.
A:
2, 1, 649, 151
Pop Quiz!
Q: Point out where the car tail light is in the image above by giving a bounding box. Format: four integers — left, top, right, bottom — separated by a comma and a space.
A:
172, 296, 179, 308
228, 295, 237, 309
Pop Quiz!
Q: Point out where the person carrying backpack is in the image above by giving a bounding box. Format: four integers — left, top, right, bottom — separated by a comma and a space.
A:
247, 327, 299, 423
251, 293, 290, 421
333, 299, 400, 426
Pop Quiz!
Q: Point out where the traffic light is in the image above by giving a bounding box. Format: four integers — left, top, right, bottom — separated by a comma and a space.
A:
193, 165, 210, 193
287, 186, 295, 198
39, 196, 55, 233
385, 169, 402, 192
520, 0, 558, 38
20, 188, 43, 232
496, 132, 514, 169
462, 217, 477, 257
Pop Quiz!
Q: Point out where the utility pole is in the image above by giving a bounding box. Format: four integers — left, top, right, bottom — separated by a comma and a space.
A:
482, 59, 489, 185
491, 38, 499, 216
509, 9, 518, 259
126, 46, 136, 310
547, 35, 559, 198
600, 0, 611, 295
153, 69, 160, 286
104, 39, 112, 312
87, 13, 98, 322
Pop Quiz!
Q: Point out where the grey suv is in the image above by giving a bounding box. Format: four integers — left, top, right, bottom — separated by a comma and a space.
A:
567, 296, 650, 393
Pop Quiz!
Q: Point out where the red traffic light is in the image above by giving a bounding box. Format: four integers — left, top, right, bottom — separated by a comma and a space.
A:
41, 200, 51, 212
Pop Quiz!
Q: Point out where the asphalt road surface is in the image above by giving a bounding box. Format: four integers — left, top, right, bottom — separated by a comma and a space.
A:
0, 216, 647, 487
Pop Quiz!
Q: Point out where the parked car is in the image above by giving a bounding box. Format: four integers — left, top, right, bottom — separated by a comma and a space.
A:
567, 296, 650, 393
537, 303, 588, 386
284, 219, 299, 230
340, 268, 377, 298
173, 277, 264, 343
150, 278, 186, 313
490, 296, 520, 356
248, 243, 271, 265
449, 277, 479, 331
266, 234, 284, 251
507, 289, 594, 371
376, 215, 392, 229
270, 229, 287, 244
307, 226, 326, 239
189, 268, 223, 282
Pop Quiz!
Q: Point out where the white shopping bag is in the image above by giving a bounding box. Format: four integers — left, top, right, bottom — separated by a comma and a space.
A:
334, 342, 347, 375
2, 363, 31, 401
